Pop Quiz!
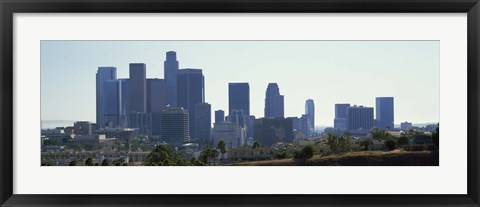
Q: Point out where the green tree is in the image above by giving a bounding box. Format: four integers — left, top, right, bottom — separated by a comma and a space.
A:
371, 128, 390, 141
338, 135, 352, 152
43, 138, 58, 146
69, 160, 77, 166
432, 124, 439, 147
397, 137, 410, 146
199, 151, 209, 165
326, 133, 352, 154
294, 145, 315, 160
384, 138, 397, 151
252, 141, 260, 149
359, 138, 372, 151
301, 145, 314, 159
326, 134, 339, 153
144, 145, 186, 166
85, 157, 94, 166
101, 159, 111, 166
210, 149, 219, 166
217, 140, 227, 159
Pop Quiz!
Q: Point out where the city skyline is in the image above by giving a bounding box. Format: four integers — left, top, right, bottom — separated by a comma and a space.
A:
41, 41, 440, 126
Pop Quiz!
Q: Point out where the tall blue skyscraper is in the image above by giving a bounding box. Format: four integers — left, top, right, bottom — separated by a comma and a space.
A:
118, 79, 129, 128
305, 99, 315, 133
347, 105, 374, 131
177, 68, 205, 139
376, 97, 394, 130
129, 63, 149, 135
164, 51, 179, 107
300, 114, 310, 137
334, 103, 350, 130
129, 63, 147, 113
147, 78, 167, 113
103, 80, 120, 127
195, 102, 211, 142
96, 67, 117, 127
147, 78, 166, 136
264, 83, 284, 118
229, 83, 250, 116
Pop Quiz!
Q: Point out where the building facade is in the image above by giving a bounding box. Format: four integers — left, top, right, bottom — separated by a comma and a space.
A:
118, 79, 129, 128
214, 110, 225, 123
299, 114, 311, 137
376, 97, 395, 130
346, 106, 374, 131
160, 107, 190, 147
264, 83, 284, 118
103, 80, 120, 127
194, 102, 211, 141
212, 121, 245, 148
177, 68, 205, 138
147, 78, 166, 136
96, 67, 117, 127
129, 63, 147, 113
74, 121, 92, 135
164, 51, 179, 107
305, 99, 315, 134
401, 121, 413, 130
334, 103, 350, 130
228, 83, 250, 116
253, 117, 293, 147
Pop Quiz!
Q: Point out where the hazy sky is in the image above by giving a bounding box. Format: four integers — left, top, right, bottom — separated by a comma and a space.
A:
41, 41, 439, 126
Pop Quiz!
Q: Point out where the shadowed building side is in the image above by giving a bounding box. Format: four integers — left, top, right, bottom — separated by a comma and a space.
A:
160, 107, 190, 147
177, 68, 205, 139
96, 67, 117, 128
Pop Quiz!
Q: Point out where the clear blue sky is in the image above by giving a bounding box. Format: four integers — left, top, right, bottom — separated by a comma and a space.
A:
41, 41, 439, 126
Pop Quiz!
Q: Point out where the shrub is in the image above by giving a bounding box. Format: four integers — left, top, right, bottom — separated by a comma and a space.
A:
397, 137, 409, 146
294, 145, 314, 160
275, 152, 292, 159
384, 138, 397, 151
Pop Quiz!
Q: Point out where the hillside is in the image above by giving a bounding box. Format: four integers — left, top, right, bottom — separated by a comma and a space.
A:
232, 150, 439, 166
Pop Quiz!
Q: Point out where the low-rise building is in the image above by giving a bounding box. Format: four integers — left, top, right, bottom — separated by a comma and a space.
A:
212, 121, 246, 148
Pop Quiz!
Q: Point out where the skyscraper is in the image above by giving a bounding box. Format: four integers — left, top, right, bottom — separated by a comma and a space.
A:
254, 117, 293, 147
118, 79, 129, 128
299, 114, 310, 137
264, 83, 284, 118
164, 51, 179, 107
147, 78, 166, 136
177, 68, 205, 138
227, 109, 248, 128
160, 107, 189, 146
194, 103, 211, 141
215, 110, 225, 123
96, 67, 117, 127
347, 106, 374, 131
334, 103, 350, 130
129, 63, 147, 113
147, 78, 167, 114
376, 97, 395, 130
305, 99, 315, 134
129, 63, 148, 135
103, 80, 120, 127
229, 83, 250, 116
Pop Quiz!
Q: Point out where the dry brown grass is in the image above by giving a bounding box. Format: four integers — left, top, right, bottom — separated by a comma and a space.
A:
233, 150, 437, 166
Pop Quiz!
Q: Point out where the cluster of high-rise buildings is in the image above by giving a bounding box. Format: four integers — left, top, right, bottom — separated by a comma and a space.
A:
333, 97, 395, 133
96, 51, 316, 148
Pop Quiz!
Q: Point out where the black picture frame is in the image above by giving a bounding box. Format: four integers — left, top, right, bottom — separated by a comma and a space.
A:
1, 0, 479, 206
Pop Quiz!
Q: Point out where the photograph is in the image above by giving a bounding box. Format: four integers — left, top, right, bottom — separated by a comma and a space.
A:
40, 40, 440, 166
